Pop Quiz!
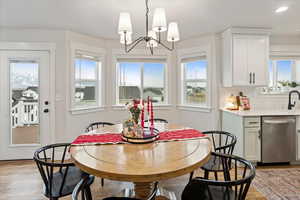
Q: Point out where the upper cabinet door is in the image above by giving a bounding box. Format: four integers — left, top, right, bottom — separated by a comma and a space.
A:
221, 28, 270, 87
232, 35, 249, 86
247, 36, 269, 86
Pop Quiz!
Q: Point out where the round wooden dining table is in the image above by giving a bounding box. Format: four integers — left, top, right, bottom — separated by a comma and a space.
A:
70, 124, 212, 200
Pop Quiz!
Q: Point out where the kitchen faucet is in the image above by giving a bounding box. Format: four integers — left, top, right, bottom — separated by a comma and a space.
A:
288, 90, 300, 110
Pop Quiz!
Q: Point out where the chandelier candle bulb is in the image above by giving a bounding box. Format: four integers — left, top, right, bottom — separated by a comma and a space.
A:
146, 30, 158, 47
120, 33, 133, 44
167, 22, 180, 42
118, 12, 132, 34
152, 8, 167, 32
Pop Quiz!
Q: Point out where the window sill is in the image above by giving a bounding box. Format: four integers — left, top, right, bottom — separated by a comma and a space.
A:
112, 104, 173, 110
177, 105, 212, 112
70, 106, 106, 115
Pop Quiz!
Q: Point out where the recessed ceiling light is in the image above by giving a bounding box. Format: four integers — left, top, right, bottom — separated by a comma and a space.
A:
275, 6, 289, 13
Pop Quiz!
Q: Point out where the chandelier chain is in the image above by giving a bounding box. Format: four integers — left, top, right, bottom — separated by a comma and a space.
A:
145, 0, 149, 37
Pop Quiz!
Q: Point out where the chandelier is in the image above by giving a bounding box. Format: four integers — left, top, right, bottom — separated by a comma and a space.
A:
118, 0, 180, 55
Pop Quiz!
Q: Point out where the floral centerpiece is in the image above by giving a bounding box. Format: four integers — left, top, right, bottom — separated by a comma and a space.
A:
122, 97, 154, 139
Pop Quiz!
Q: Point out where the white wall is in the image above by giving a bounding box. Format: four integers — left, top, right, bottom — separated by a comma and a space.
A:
3, 27, 298, 143
176, 35, 221, 131
0, 28, 182, 142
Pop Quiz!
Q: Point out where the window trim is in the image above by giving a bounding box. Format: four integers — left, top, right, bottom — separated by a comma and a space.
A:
177, 46, 212, 111
112, 49, 171, 108
70, 42, 106, 114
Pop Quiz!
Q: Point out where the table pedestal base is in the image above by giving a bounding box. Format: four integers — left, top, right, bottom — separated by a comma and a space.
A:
122, 182, 177, 200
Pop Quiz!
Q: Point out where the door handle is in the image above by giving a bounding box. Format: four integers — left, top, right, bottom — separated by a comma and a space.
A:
263, 119, 294, 124
43, 109, 49, 113
253, 73, 255, 84
249, 73, 252, 84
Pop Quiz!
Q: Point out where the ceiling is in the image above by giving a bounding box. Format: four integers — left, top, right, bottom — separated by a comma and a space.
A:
0, 0, 300, 40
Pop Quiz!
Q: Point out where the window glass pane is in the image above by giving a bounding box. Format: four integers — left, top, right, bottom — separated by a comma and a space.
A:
75, 58, 97, 80
118, 62, 141, 104
277, 60, 292, 85
185, 82, 206, 105
143, 63, 165, 103
74, 81, 97, 107
185, 60, 207, 80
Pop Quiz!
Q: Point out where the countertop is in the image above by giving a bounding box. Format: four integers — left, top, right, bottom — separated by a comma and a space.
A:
220, 108, 300, 116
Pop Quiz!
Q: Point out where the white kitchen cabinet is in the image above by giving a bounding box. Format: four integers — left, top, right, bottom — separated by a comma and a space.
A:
244, 127, 261, 161
222, 111, 261, 162
222, 27, 270, 87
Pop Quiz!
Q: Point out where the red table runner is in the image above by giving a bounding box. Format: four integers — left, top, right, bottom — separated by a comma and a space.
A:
71, 129, 206, 145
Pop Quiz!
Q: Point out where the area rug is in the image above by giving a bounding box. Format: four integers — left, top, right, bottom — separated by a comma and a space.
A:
253, 168, 300, 200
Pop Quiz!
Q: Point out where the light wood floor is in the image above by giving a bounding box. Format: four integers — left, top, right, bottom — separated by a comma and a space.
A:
0, 160, 266, 200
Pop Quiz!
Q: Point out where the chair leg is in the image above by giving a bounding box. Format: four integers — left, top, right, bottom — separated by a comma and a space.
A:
214, 171, 218, 180
189, 171, 194, 182
204, 170, 209, 179
85, 186, 92, 200
101, 178, 104, 187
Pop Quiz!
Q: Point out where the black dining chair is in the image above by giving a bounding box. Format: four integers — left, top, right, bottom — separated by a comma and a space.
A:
182, 152, 256, 200
33, 143, 94, 200
72, 175, 158, 200
189, 131, 237, 181
144, 118, 168, 123
85, 122, 114, 187
85, 122, 115, 133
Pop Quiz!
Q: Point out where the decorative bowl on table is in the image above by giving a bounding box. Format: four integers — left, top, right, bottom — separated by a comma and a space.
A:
122, 120, 159, 144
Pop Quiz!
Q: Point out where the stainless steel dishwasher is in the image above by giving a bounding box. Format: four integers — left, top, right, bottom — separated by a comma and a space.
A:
261, 116, 296, 163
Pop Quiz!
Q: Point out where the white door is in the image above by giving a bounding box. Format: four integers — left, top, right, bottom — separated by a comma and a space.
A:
0, 50, 52, 160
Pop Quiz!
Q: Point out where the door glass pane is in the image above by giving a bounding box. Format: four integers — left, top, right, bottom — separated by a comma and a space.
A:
143, 63, 165, 103
118, 62, 141, 104
185, 82, 207, 105
10, 61, 39, 144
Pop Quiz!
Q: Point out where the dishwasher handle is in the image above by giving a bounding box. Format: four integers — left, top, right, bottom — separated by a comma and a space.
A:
263, 119, 295, 124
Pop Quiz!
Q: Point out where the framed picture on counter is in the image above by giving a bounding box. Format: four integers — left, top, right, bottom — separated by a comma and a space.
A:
240, 97, 250, 110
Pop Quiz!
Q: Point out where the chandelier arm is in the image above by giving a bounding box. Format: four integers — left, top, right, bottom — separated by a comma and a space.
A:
125, 37, 145, 53
149, 45, 154, 55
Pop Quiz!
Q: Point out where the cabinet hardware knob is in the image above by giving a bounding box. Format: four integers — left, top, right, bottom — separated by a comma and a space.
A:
43, 109, 49, 113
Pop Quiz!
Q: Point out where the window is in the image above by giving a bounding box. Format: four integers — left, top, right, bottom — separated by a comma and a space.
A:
262, 58, 300, 94
72, 53, 102, 109
181, 56, 208, 106
117, 59, 166, 105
